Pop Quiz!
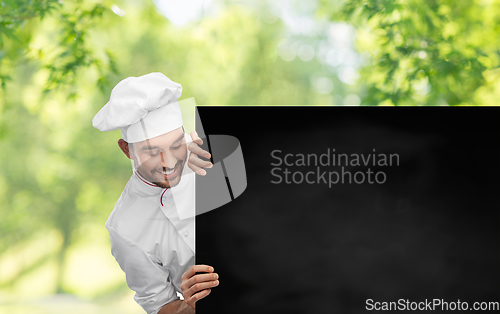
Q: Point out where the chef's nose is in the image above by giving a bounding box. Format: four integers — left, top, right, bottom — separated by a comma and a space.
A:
160, 151, 177, 169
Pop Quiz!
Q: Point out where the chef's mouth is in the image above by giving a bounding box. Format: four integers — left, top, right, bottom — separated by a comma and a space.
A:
155, 162, 182, 180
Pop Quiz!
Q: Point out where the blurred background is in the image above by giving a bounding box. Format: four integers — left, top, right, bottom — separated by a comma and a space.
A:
0, 0, 499, 313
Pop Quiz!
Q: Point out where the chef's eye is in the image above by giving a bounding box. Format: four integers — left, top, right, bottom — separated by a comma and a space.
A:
149, 150, 161, 156
171, 145, 181, 150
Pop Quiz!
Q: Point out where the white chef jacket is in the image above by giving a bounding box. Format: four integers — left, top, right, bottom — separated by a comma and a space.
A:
105, 133, 195, 314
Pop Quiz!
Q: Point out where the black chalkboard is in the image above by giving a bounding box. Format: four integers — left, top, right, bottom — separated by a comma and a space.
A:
196, 107, 500, 314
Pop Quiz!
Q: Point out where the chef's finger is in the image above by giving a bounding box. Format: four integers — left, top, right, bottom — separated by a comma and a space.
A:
189, 154, 212, 169
182, 273, 219, 291
182, 265, 214, 280
186, 289, 211, 308
190, 130, 203, 145
186, 280, 219, 298
188, 142, 211, 159
188, 162, 207, 176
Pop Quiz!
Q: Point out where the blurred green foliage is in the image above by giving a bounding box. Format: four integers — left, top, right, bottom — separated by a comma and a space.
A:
322, 0, 500, 105
0, 0, 498, 312
0, 0, 114, 94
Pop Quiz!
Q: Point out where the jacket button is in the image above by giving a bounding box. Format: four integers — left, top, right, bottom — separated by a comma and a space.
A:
184, 231, 189, 237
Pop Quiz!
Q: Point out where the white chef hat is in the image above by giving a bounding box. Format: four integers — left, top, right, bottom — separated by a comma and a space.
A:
92, 72, 183, 143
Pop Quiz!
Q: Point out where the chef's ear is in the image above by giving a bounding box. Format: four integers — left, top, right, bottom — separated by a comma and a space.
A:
118, 139, 132, 159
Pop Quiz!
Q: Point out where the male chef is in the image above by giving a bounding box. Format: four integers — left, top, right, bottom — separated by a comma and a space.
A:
92, 72, 218, 314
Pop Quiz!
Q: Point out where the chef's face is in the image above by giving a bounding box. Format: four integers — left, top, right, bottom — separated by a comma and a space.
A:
129, 127, 187, 189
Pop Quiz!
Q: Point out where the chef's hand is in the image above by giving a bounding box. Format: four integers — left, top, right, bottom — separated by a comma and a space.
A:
181, 265, 219, 309
188, 131, 212, 175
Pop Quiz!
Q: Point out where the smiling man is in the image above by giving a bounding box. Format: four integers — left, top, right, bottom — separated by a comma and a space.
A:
120, 129, 188, 189
93, 72, 217, 314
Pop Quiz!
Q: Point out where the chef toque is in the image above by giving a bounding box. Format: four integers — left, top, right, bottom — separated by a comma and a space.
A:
92, 72, 183, 143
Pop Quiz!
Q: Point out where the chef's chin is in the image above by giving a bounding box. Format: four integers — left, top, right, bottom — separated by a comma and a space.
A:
153, 175, 182, 189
